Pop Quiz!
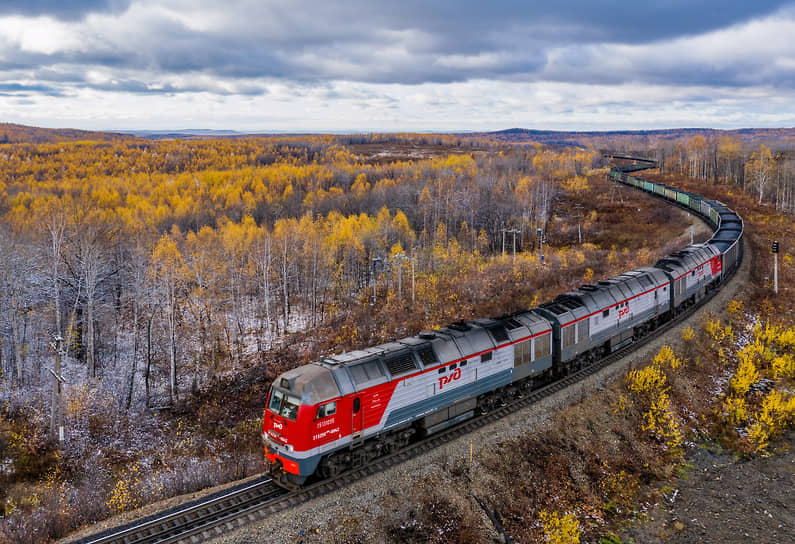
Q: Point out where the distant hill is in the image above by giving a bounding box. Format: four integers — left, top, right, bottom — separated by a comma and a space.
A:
121, 129, 244, 140
474, 127, 795, 148
0, 123, 138, 144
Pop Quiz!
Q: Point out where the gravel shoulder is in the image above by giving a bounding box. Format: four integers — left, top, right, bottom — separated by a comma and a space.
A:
619, 429, 794, 544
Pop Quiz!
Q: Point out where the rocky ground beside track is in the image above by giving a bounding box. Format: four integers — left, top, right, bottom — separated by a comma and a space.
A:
619, 428, 793, 544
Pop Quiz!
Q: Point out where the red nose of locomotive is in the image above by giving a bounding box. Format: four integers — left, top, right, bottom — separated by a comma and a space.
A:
262, 363, 342, 487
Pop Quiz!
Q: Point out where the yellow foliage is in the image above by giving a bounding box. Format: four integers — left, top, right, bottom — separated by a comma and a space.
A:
599, 470, 640, 508
66, 383, 94, 419
613, 394, 629, 414
722, 396, 747, 425
626, 346, 684, 452
560, 175, 589, 196
627, 363, 667, 397
771, 355, 795, 379
351, 173, 370, 196
704, 318, 732, 347
727, 299, 744, 319
730, 347, 759, 397
539, 510, 581, 544
748, 390, 795, 452
777, 327, 795, 350
106, 463, 143, 513
653, 345, 682, 370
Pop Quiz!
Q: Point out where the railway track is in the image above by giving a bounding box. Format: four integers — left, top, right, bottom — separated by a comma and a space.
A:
73, 168, 743, 544
72, 478, 286, 544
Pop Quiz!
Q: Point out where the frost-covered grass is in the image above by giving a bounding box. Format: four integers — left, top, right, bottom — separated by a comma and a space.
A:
0, 377, 263, 543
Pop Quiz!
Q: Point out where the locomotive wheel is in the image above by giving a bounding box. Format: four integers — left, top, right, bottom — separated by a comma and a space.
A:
478, 394, 497, 414
318, 452, 348, 479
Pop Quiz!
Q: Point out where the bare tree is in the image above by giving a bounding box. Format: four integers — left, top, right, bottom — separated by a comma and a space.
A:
125, 238, 152, 409
0, 225, 36, 385
255, 227, 274, 349
39, 199, 67, 435
746, 144, 775, 204
65, 209, 117, 379
149, 232, 185, 406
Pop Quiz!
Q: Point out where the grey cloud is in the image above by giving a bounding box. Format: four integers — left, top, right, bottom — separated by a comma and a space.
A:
0, 82, 64, 96
1, 0, 793, 94
0, 0, 131, 20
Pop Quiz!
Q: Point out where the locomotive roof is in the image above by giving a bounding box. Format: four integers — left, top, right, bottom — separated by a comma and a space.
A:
536, 266, 669, 327
655, 244, 719, 277
277, 363, 341, 405
435, 323, 495, 359
314, 312, 552, 387
511, 310, 554, 336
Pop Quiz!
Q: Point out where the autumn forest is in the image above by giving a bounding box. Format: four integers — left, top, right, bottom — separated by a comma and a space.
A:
0, 127, 793, 542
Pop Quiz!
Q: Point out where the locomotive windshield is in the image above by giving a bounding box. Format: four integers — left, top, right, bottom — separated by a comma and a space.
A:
266, 387, 300, 421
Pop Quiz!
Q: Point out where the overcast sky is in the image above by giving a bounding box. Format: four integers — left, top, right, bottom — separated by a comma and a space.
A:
1, 1, 794, 132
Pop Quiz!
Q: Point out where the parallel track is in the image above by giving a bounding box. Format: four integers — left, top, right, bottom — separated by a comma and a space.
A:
74, 168, 742, 544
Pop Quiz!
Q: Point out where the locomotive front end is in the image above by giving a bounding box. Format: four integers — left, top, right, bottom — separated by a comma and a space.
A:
262, 363, 341, 489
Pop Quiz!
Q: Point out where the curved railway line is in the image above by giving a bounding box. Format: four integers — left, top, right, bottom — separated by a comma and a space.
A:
71, 158, 743, 544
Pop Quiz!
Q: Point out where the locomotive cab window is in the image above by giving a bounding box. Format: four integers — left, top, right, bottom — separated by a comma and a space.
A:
316, 401, 336, 419
280, 394, 300, 421
267, 388, 284, 414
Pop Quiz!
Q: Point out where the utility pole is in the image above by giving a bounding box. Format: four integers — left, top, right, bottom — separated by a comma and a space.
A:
501, 228, 519, 262
371, 258, 382, 305
772, 240, 779, 294
393, 253, 417, 303
411, 257, 415, 304
536, 228, 545, 264
398, 259, 402, 299
49, 333, 66, 446
573, 204, 584, 244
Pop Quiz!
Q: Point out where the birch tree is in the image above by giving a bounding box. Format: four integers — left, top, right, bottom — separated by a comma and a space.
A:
746, 144, 775, 204
149, 231, 185, 406
0, 226, 34, 384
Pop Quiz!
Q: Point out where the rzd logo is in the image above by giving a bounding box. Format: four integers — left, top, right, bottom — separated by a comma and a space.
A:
438, 367, 462, 390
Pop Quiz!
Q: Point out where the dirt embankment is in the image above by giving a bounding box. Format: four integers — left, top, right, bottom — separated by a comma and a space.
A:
620, 429, 794, 544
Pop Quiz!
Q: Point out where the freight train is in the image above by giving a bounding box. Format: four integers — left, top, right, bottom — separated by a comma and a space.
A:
262, 164, 743, 489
